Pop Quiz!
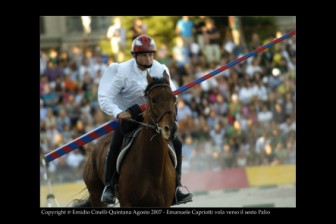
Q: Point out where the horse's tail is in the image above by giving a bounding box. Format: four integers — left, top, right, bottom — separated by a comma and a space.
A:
70, 187, 91, 208
72, 197, 91, 207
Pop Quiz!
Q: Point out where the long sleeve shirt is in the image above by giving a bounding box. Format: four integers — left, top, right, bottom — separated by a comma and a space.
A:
98, 58, 177, 118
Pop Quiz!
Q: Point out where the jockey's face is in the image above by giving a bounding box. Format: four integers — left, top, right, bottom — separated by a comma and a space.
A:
135, 53, 154, 69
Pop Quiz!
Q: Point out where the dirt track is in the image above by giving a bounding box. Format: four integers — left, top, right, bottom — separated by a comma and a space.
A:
40, 181, 295, 208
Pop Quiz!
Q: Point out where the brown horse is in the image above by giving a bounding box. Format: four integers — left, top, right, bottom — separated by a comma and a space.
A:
74, 71, 177, 207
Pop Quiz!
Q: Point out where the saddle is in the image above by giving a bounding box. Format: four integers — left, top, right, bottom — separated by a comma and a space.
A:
116, 127, 177, 174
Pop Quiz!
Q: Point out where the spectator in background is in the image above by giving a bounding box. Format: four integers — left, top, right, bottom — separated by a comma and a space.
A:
106, 17, 126, 62
40, 51, 48, 75
210, 123, 226, 151
254, 132, 270, 165
42, 84, 59, 114
279, 116, 296, 137
181, 134, 194, 170
257, 104, 273, 128
131, 18, 147, 40
249, 33, 261, 51
176, 16, 194, 49
203, 18, 221, 64
195, 16, 206, 55
286, 140, 296, 164
156, 43, 171, 65
221, 143, 235, 168
44, 60, 64, 85
273, 142, 287, 164
173, 36, 191, 81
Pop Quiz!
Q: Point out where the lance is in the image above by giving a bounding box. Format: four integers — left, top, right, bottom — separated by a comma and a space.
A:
45, 29, 296, 163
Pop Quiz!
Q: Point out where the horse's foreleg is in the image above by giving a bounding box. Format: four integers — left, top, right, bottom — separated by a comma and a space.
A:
90, 192, 106, 207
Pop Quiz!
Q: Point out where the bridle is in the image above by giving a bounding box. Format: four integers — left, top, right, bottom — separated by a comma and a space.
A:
123, 83, 176, 139
146, 84, 176, 125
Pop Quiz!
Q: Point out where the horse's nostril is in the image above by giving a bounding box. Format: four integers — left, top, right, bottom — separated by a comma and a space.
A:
164, 126, 170, 132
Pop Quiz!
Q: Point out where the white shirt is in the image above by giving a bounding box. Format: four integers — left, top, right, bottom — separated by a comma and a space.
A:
98, 58, 177, 117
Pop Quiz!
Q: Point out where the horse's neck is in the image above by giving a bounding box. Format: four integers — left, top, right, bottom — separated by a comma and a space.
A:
139, 129, 168, 156
137, 128, 169, 174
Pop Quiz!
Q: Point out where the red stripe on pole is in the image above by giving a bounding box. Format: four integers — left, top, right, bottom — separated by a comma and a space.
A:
50, 152, 59, 159
63, 146, 72, 153
272, 38, 283, 44
89, 132, 99, 139
237, 55, 248, 63
255, 46, 267, 53
104, 125, 113, 132
75, 139, 85, 147
185, 82, 198, 89
203, 74, 213, 80
217, 65, 230, 71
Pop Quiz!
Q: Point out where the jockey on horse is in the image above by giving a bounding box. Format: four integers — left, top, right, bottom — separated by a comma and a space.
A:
98, 34, 193, 206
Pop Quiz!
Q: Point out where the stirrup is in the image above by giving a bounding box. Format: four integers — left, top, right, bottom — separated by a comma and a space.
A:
173, 185, 193, 205
101, 186, 117, 205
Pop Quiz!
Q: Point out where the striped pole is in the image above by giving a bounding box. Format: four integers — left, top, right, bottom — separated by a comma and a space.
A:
44, 29, 296, 163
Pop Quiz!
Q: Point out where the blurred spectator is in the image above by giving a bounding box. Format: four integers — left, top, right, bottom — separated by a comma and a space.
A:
203, 18, 221, 64
279, 116, 296, 137
66, 149, 85, 168
195, 16, 206, 55
131, 18, 147, 40
157, 43, 171, 65
42, 84, 59, 114
273, 102, 286, 124
284, 92, 294, 117
249, 33, 261, 51
44, 60, 64, 85
257, 104, 273, 128
273, 142, 287, 164
106, 17, 126, 62
254, 132, 270, 165
40, 99, 48, 121
173, 36, 191, 82
210, 123, 225, 151
236, 147, 248, 167
286, 140, 296, 164
220, 143, 235, 168
40, 51, 48, 75
245, 58, 263, 79
176, 16, 194, 49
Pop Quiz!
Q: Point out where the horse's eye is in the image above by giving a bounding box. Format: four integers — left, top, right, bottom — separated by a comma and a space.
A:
151, 98, 156, 104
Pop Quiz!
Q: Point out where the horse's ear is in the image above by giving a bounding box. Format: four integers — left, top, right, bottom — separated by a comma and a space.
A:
163, 70, 169, 84
146, 72, 153, 83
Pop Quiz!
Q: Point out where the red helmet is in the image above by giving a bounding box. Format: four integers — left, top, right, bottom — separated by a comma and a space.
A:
131, 35, 157, 54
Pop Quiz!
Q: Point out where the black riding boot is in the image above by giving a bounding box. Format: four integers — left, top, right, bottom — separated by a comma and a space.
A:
101, 128, 123, 204
172, 137, 193, 205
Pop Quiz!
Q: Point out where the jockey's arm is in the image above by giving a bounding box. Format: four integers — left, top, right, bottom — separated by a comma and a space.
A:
98, 63, 123, 118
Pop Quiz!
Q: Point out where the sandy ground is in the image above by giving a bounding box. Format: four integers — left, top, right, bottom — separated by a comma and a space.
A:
40, 181, 295, 208
177, 184, 295, 207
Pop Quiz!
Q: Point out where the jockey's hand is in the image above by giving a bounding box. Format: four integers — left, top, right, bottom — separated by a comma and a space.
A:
117, 111, 132, 119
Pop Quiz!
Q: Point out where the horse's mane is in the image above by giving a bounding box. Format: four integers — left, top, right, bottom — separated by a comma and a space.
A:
144, 76, 169, 96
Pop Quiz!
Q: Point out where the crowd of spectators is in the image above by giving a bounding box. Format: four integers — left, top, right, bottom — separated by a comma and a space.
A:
40, 17, 296, 183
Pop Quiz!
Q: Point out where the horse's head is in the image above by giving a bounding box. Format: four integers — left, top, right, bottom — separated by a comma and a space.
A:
144, 71, 177, 141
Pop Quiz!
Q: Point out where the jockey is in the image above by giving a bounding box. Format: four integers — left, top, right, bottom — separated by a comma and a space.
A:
98, 34, 193, 205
